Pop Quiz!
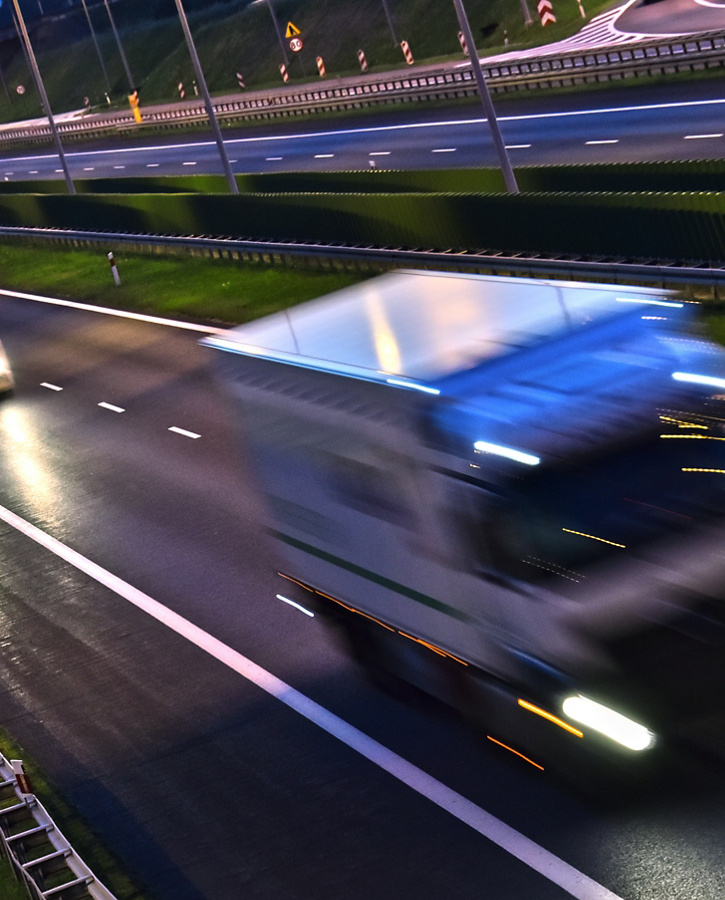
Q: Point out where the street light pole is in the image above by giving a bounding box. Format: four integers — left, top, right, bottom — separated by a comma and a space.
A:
103, 0, 135, 92
451, 0, 518, 193
266, 0, 289, 69
380, 0, 399, 46
173, 0, 238, 195
80, 0, 112, 94
11, 0, 75, 194
519, 0, 534, 27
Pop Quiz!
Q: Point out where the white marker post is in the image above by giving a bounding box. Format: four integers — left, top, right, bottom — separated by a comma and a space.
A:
108, 252, 121, 286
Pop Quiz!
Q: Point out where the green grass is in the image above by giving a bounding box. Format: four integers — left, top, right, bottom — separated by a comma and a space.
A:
0, 0, 623, 119
0, 242, 364, 325
0, 857, 28, 900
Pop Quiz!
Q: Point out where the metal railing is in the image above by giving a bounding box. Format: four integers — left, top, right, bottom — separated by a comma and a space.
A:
0, 754, 117, 900
1, 30, 724, 148
2, 224, 724, 294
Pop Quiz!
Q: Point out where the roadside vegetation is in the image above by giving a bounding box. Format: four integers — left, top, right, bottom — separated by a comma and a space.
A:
0, 0, 621, 120
0, 730, 149, 900
0, 241, 364, 324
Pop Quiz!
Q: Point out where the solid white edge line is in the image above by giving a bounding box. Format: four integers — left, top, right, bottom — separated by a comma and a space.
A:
98, 402, 125, 413
0, 288, 228, 335
0, 501, 623, 900
168, 426, 201, 439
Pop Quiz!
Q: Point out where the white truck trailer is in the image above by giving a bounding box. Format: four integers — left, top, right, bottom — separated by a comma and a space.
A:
203, 270, 725, 779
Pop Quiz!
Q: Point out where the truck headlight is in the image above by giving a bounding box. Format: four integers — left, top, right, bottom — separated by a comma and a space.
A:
562, 695, 655, 751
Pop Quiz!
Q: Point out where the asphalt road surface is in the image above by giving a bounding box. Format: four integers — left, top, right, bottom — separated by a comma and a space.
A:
0, 291, 724, 900
2, 78, 725, 182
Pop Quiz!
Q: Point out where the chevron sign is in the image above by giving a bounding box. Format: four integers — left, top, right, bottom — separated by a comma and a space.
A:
537, 0, 556, 25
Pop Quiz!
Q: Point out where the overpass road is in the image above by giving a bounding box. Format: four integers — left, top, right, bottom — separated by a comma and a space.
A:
0, 293, 723, 900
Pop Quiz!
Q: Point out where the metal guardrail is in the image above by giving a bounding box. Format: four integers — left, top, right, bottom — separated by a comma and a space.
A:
0, 754, 117, 900
2, 224, 724, 292
1, 30, 724, 147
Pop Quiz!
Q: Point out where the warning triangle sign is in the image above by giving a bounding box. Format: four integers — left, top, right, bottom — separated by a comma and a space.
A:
285, 21, 300, 37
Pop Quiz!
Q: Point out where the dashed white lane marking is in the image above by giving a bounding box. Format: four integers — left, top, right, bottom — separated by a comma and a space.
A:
40, 382, 63, 391
585, 139, 619, 145
146, 163, 159, 168
182, 161, 197, 165
55, 169, 63, 173
432, 147, 456, 153
265, 156, 283, 161
0, 501, 625, 900
168, 425, 201, 439
83, 167, 95, 171
276, 593, 315, 617
98, 402, 125, 413
29, 170, 38, 174
0, 288, 227, 335
369, 151, 391, 156
314, 153, 334, 158
113, 165, 126, 169
505, 144, 532, 149
684, 133, 723, 140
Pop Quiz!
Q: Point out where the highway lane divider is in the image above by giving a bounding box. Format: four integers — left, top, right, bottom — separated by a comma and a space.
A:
0, 753, 117, 900
0, 189, 725, 267
3, 160, 725, 196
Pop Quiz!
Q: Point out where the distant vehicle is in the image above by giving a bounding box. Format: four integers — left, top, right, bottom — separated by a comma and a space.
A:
203, 271, 725, 784
0, 340, 14, 396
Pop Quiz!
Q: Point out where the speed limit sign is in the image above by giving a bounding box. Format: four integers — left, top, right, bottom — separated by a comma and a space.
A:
289, 37, 303, 52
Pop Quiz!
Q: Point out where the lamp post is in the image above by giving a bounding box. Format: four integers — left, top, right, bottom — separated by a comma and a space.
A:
265, 0, 289, 69
519, 0, 534, 27
380, 0, 399, 46
451, 0, 518, 193
80, 0, 112, 95
11, 0, 75, 194
173, 0, 238, 194
103, 0, 135, 91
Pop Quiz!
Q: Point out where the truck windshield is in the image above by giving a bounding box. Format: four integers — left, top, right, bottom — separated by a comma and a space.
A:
480, 403, 725, 586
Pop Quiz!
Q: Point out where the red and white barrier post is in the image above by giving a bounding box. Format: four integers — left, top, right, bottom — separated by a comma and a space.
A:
279, 63, 289, 82
457, 31, 469, 57
537, 0, 556, 25
316, 56, 326, 77
400, 40, 414, 65
357, 49, 368, 72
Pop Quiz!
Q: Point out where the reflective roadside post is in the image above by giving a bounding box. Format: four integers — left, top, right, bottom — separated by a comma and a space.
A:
173, 0, 238, 195
10, 0, 75, 194
451, 0, 518, 193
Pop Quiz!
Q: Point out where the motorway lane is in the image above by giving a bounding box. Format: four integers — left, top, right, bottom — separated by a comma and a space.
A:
0, 294, 725, 899
2, 80, 725, 181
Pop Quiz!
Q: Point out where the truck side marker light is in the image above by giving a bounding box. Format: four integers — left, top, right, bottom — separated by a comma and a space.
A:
682, 468, 725, 474
474, 441, 540, 466
659, 415, 707, 429
562, 528, 625, 548
487, 736, 544, 770
562, 696, 655, 751
659, 434, 725, 441
278, 572, 314, 592
616, 297, 683, 308
276, 594, 315, 617
673, 371, 725, 391
398, 631, 469, 665
517, 699, 583, 738
386, 378, 440, 395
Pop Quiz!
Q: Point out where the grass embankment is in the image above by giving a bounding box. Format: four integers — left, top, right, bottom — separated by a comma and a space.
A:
0, 0, 620, 119
0, 242, 364, 325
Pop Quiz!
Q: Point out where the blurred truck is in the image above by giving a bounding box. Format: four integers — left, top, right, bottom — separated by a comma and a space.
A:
202, 270, 725, 779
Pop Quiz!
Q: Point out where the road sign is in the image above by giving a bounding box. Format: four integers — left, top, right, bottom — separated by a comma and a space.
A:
537, 0, 556, 25
285, 21, 300, 38
289, 37, 303, 52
